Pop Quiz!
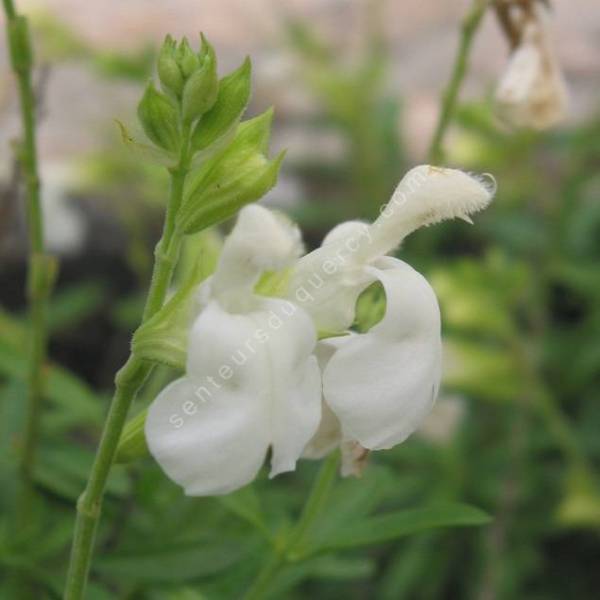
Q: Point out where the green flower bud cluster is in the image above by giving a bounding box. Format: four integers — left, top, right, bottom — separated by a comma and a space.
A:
134, 33, 283, 236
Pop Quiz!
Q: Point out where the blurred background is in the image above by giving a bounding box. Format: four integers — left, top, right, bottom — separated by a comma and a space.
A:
1, 1, 600, 598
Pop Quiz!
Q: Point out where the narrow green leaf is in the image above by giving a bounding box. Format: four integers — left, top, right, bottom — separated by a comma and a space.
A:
300, 503, 490, 557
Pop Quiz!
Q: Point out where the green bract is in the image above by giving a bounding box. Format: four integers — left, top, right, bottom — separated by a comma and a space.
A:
177, 109, 284, 234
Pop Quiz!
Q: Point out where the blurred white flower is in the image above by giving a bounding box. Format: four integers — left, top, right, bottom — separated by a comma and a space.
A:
418, 394, 466, 445
495, 2, 568, 130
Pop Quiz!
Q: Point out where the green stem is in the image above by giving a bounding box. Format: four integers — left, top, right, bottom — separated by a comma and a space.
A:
427, 0, 489, 164
244, 451, 340, 600
3, 0, 53, 529
63, 129, 192, 600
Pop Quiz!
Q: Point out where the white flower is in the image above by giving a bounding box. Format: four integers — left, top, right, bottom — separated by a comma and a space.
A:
495, 3, 568, 130
145, 205, 322, 496
295, 166, 494, 462
146, 165, 494, 494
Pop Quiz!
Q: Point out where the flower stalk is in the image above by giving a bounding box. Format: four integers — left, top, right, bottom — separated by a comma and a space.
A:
63, 128, 192, 600
244, 451, 341, 600
2, 0, 55, 529
428, 0, 489, 163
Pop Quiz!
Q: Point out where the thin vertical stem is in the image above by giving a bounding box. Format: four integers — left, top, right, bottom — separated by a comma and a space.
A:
244, 451, 341, 600
427, 0, 489, 164
2, 0, 53, 526
63, 129, 192, 600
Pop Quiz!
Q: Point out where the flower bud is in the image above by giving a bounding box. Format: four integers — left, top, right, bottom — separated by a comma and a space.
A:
177, 109, 284, 234
181, 35, 218, 123
137, 82, 180, 151
190, 57, 252, 153
157, 34, 184, 96
177, 37, 200, 78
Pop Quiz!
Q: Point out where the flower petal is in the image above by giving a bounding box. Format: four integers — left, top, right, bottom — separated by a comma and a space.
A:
253, 298, 322, 477
187, 297, 320, 482
211, 204, 303, 308
288, 221, 377, 332
147, 300, 275, 496
145, 377, 270, 496
302, 337, 347, 459
322, 257, 442, 450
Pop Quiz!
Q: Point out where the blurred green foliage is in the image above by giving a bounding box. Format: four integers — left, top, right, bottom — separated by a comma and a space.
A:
1, 5, 599, 600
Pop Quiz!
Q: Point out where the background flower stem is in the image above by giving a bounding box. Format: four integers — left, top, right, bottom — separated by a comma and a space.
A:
63, 128, 192, 600
427, 0, 489, 164
2, 0, 55, 538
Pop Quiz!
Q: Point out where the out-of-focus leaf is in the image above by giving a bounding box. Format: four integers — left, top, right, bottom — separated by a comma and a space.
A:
218, 485, 270, 539
443, 339, 523, 402
35, 444, 129, 501
45, 281, 108, 333
94, 538, 250, 582
299, 504, 490, 556
0, 335, 103, 428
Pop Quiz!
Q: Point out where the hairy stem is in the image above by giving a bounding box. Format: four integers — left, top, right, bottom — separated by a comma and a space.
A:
427, 0, 489, 164
63, 130, 192, 600
244, 452, 340, 600
3, 0, 53, 532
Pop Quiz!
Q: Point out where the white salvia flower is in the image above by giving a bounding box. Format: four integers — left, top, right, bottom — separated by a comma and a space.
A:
145, 205, 322, 496
296, 165, 494, 460
495, 3, 568, 130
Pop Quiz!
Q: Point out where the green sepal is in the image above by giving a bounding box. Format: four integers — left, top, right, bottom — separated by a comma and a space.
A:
137, 82, 180, 152
181, 35, 218, 124
157, 34, 184, 96
132, 273, 201, 371
177, 109, 284, 234
115, 408, 149, 464
131, 234, 220, 370
190, 57, 252, 154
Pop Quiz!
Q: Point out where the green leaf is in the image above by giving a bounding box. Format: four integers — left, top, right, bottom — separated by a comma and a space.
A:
94, 538, 249, 582
35, 444, 130, 501
45, 281, 108, 333
218, 485, 271, 539
299, 503, 490, 557
0, 337, 102, 428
